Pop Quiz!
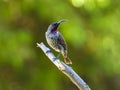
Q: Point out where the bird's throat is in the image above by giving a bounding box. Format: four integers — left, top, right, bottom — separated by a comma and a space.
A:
52, 29, 57, 33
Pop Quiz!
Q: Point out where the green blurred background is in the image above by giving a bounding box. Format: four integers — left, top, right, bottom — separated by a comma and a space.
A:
0, 0, 120, 90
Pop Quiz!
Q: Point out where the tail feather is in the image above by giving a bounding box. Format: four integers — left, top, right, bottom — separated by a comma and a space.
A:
64, 56, 72, 64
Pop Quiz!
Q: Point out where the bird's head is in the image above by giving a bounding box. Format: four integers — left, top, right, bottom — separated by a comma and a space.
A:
47, 20, 67, 33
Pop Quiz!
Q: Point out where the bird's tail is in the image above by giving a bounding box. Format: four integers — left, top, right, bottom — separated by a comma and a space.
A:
64, 56, 72, 64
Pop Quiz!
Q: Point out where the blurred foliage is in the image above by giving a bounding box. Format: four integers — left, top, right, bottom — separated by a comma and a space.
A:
0, 0, 120, 90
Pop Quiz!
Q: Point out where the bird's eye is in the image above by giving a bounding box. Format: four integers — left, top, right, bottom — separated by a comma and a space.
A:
53, 23, 57, 26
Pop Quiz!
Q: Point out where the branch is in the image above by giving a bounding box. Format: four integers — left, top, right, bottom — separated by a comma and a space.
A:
37, 42, 91, 90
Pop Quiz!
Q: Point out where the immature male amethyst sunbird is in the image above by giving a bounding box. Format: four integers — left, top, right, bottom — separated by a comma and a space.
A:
45, 20, 72, 64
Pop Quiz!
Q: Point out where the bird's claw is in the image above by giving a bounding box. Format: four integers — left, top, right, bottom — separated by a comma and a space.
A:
46, 50, 51, 53
53, 57, 58, 61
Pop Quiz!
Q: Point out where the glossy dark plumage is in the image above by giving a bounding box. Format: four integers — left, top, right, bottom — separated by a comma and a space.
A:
45, 20, 72, 64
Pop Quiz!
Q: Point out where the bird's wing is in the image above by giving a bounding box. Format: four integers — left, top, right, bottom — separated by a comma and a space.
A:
57, 33, 67, 50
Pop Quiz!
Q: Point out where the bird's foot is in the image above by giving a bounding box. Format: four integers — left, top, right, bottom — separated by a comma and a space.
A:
53, 57, 58, 61
46, 50, 51, 53
52, 52, 61, 61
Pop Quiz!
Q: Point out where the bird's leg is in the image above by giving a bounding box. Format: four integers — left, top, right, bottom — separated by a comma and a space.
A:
53, 52, 61, 61
56, 52, 61, 58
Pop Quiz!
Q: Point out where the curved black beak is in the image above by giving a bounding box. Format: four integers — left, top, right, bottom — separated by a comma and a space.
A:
51, 20, 67, 31
57, 19, 67, 25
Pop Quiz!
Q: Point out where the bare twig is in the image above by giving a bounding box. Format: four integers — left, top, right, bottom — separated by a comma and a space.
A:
37, 42, 91, 90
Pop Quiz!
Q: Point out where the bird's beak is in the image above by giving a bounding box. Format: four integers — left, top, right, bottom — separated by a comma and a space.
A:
53, 20, 67, 30
57, 19, 67, 25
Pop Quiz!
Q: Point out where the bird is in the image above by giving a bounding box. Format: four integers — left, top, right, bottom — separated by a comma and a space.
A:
45, 20, 72, 64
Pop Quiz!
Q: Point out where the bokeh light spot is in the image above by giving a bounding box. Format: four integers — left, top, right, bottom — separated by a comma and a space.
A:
71, 0, 85, 7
